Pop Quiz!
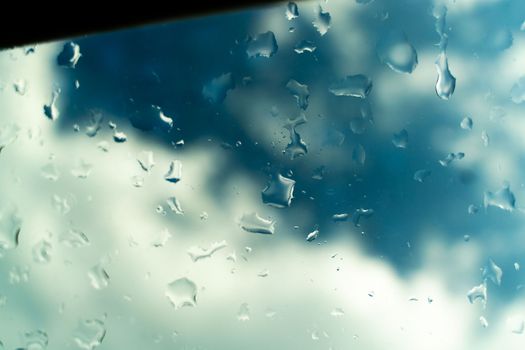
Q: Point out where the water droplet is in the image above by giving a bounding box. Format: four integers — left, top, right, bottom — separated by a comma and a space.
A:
165, 160, 182, 183
265, 308, 276, 318
131, 175, 144, 188
57, 42, 81, 68
510, 77, 525, 104
13, 79, 27, 95
313, 5, 331, 36
261, 173, 295, 208
463, 234, 471, 242
468, 204, 479, 214
332, 213, 349, 222
239, 212, 276, 234
414, 169, 431, 183
286, 79, 309, 110
330, 308, 345, 317
392, 129, 408, 148
75, 80, 80, 89
507, 315, 525, 334
59, 228, 90, 247
0, 123, 20, 152
166, 197, 184, 215
112, 130, 127, 143
294, 40, 316, 54
200, 211, 209, 220
284, 114, 308, 159
286, 2, 299, 20
246, 31, 278, 58
461, 117, 473, 130
467, 281, 487, 306
435, 52, 456, 100
9, 265, 30, 284
166, 277, 197, 309
151, 228, 172, 248
187, 240, 227, 262
71, 159, 93, 179
258, 269, 269, 277
312, 166, 325, 180
306, 229, 319, 242
96, 141, 109, 153
480, 316, 489, 328
439, 152, 464, 167
23, 329, 48, 350
352, 208, 374, 227
41, 161, 60, 181
32, 240, 52, 264
85, 112, 103, 137
352, 144, 366, 165
43, 88, 60, 120
0, 202, 22, 251
237, 303, 250, 321
329, 75, 372, 98
88, 263, 110, 290
515, 262, 520, 271
202, 73, 235, 103
483, 258, 503, 286
137, 151, 155, 172
376, 30, 418, 73
484, 183, 516, 212
481, 130, 489, 147
73, 318, 106, 350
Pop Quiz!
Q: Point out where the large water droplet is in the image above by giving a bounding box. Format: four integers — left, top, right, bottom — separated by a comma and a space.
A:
460, 117, 473, 130
414, 169, 431, 183
435, 51, 456, 100
32, 240, 52, 264
164, 160, 182, 183
239, 212, 276, 234
0, 202, 22, 252
73, 318, 106, 350
43, 88, 60, 120
483, 258, 503, 286
376, 30, 418, 73
284, 114, 308, 159
202, 73, 235, 103
392, 129, 408, 148
57, 42, 82, 68
286, 79, 309, 110
88, 263, 110, 290
510, 77, 525, 104
166, 277, 197, 309
261, 173, 295, 208
246, 31, 278, 58
483, 183, 516, 212
187, 240, 228, 262
329, 75, 372, 98
286, 2, 299, 20
313, 6, 331, 36
294, 40, 316, 54
467, 281, 487, 307
137, 151, 155, 172
237, 303, 250, 321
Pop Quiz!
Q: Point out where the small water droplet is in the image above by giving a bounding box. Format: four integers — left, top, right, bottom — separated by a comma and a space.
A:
463, 234, 471, 242
57, 42, 81, 68
202, 73, 235, 103
461, 117, 473, 130
511, 77, 525, 104
294, 40, 316, 54
32, 240, 52, 264
59, 228, 90, 247
468, 204, 479, 214
330, 308, 344, 317
258, 269, 269, 277
187, 240, 227, 262
376, 30, 418, 74
261, 173, 295, 208
515, 262, 520, 271
439, 152, 464, 167
484, 183, 515, 212
306, 229, 319, 242
483, 258, 503, 286
0, 202, 22, 252
166, 197, 184, 215
239, 212, 276, 234
131, 175, 144, 188
435, 52, 456, 100
284, 114, 308, 159
137, 151, 155, 172
8, 265, 30, 284
467, 281, 487, 306
246, 31, 278, 58
286, 2, 299, 20
265, 308, 277, 318
113, 130, 127, 143
164, 160, 182, 183
23, 329, 48, 350
13, 79, 27, 95
151, 228, 172, 248
286, 79, 309, 110
73, 318, 106, 350
352, 144, 366, 165
329, 75, 372, 98
392, 129, 408, 148
332, 213, 349, 222
313, 5, 331, 36
0, 123, 20, 152
480, 316, 489, 328
88, 263, 110, 290
352, 208, 374, 227
414, 169, 431, 183
166, 277, 197, 309
237, 303, 250, 321
506, 316, 525, 334
43, 88, 61, 120
71, 159, 93, 179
